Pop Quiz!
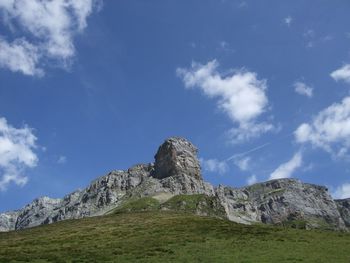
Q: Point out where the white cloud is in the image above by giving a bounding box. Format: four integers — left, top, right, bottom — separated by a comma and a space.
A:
57, 155, 67, 164
295, 97, 350, 157
200, 158, 228, 175
0, 117, 38, 191
177, 60, 274, 143
284, 16, 292, 27
331, 64, 350, 84
294, 81, 313, 98
234, 156, 251, 171
0, 0, 101, 76
247, 174, 257, 185
0, 38, 43, 76
269, 152, 302, 180
333, 183, 350, 199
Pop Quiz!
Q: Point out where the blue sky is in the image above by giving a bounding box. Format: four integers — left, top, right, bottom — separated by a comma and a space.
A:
1, 0, 350, 212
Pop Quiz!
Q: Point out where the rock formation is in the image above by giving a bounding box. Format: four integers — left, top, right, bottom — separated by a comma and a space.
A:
216, 179, 346, 230
0, 137, 348, 231
336, 199, 350, 227
153, 137, 201, 180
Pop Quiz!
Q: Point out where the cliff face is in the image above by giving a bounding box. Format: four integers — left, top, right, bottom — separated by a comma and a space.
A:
0, 137, 348, 231
336, 199, 350, 227
153, 137, 202, 180
216, 179, 346, 230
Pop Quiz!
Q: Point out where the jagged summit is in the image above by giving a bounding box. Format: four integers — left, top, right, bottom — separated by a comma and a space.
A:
0, 137, 349, 232
153, 137, 201, 180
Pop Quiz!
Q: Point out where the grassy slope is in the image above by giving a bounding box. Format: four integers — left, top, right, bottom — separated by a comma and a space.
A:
0, 211, 350, 262
113, 194, 227, 219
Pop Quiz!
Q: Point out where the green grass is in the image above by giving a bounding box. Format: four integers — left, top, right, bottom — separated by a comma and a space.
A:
0, 211, 350, 262
161, 194, 227, 218
113, 197, 161, 213
113, 194, 227, 219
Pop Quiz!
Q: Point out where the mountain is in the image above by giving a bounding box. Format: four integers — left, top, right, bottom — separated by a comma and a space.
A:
0, 137, 349, 232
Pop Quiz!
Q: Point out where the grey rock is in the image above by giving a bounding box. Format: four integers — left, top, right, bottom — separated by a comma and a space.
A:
0, 211, 20, 232
10, 164, 153, 231
15, 197, 62, 230
216, 179, 346, 230
153, 137, 201, 180
160, 174, 214, 196
336, 199, 350, 227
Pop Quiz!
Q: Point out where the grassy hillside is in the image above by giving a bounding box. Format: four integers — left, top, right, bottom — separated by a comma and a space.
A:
1, 210, 350, 262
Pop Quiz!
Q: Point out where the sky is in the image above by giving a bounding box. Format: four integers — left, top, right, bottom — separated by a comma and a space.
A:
1, 0, 350, 212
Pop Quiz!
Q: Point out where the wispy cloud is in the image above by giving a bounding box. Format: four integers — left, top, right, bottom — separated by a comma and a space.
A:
57, 155, 67, 164
233, 156, 251, 171
303, 29, 315, 48
331, 64, 350, 84
217, 41, 235, 53
269, 152, 302, 180
200, 158, 228, 175
0, 0, 102, 76
294, 81, 313, 98
247, 174, 257, 185
333, 183, 350, 199
177, 60, 275, 143
0, 117, 38, 191
284, 16, 292, 27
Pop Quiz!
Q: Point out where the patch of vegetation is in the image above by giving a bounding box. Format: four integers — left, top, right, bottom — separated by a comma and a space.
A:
113, 197, 161, 214
266, 188, 286, 196
112, 194, 227, 219
281, 219, 308, 229
161, 194, 226, 218
0, 211, 350, 262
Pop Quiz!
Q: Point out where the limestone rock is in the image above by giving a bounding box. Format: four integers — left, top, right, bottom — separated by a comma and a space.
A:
336, 199, 350, 227
153, 137, 201, 180
216, 179, 346, 230
15, 197, 62, 230
0, 211, 20, 232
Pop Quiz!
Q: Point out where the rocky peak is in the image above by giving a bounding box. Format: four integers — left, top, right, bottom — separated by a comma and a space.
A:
153, 137, 201, 180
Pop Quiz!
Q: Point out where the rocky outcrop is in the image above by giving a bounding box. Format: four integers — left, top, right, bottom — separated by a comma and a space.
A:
336, 199, 350, 227
216, 179, 346, 230
12, 164, 153, 230
0, 137, 348, 232
153, 137, 201, 180
0, 211, 20, 232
